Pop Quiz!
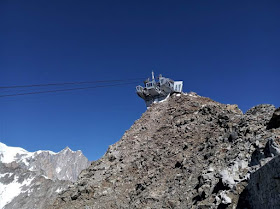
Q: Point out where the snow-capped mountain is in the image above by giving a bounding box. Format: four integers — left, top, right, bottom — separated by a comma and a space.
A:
0, 142, 90, 209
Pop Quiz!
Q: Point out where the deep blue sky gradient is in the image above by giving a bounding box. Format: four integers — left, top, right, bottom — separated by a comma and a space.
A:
1, 0, 279, 160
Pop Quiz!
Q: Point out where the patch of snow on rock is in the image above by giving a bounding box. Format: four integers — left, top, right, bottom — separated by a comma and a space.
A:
35, 150, 56, 155
158, 94, 170, 103
219, 170, 235, 188
55, 187, 63, 193
219, 160, 248, 188
220, 191, 232, 204
56, 167, 62, 173
0, 175, 34, 208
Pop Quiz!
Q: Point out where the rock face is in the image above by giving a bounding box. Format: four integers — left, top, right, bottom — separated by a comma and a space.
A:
50, 92, 279, 209
238, 155, 280, 209
267, 107, 280, 130
0, 143, 90, 209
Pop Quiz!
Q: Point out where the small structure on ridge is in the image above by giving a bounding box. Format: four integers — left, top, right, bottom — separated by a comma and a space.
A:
136, 72, 183, 107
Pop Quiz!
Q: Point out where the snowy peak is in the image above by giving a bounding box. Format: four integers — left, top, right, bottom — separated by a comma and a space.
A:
61, 146, 74, 154
0, 142, 57, 165
0, 142, 90, 182
0, 142, 91, 209
0, 142, 32, 164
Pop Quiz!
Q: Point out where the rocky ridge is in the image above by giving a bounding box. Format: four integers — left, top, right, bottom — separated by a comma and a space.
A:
0, 143, 90, 209
51, 92, 280, 209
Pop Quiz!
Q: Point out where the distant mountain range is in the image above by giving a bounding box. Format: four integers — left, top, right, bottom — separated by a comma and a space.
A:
0, 142, 90, 209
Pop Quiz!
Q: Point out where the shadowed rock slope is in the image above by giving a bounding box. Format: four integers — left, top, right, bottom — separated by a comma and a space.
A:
51, 92, 280, 209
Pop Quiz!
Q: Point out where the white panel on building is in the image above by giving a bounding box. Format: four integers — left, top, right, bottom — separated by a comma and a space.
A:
173, 81, 183, 92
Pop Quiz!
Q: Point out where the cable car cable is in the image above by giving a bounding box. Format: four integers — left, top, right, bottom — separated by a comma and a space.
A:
0, 81, 140, 98
0, 77, 145, 89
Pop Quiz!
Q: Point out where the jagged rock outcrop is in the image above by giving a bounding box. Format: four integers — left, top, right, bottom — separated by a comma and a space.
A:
50, 92, 279, 209
237, 154, 280, 209
0, 143, 90, 209
267, 107, 280, 130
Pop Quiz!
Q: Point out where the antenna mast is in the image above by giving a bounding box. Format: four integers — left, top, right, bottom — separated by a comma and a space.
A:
151, 71, 155, 81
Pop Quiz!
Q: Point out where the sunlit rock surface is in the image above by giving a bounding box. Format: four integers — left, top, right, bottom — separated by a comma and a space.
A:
49, 92, 279, 209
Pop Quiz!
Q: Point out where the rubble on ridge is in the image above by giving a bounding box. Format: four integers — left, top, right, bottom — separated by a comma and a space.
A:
49, 92, 279, 209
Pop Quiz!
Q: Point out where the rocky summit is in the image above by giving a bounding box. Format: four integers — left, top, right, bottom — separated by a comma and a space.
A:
49, 92, 280, 209
0, 143, 90, 209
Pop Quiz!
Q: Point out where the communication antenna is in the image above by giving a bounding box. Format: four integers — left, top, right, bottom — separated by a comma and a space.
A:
151, 71, 155, 81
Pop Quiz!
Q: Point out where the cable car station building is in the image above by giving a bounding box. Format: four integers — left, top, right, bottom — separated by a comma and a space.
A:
136, 72, 183, 107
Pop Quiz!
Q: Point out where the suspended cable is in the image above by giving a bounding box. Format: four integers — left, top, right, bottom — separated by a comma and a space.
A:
0, 77, 145, 89
0, 81, 139, 98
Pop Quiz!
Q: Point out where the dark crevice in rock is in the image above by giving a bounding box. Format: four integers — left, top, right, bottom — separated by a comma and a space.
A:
249, 148, 264, 166
228, 132, 238, 142
192, 191, 206, 204
267, 107, 280, 130
135, 183, 145, 192
217, 203, 230, 209
236, 188, 251, 209
212, 179, 230, 194
174, 161, 183, 169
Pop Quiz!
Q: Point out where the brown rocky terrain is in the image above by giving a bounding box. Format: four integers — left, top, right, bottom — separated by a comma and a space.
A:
50, 92, 280, 209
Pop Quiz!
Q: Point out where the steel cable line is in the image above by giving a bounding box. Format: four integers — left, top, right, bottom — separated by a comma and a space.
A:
0, 77, 145, 89
0, 81, 140, 98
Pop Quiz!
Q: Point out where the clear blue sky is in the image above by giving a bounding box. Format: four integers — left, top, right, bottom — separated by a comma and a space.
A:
1, 0, 279, 161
